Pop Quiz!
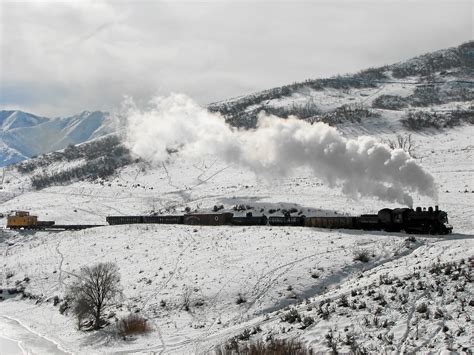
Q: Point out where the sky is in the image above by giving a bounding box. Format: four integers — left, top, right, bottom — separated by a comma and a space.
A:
0, 0, 472, 117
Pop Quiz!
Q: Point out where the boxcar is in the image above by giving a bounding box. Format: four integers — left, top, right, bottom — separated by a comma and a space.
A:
106, 216, 144, 225
268, 216, 305, 226
304, 216, 356, 229
142, 215, 184, 224
184, 213, 234, 225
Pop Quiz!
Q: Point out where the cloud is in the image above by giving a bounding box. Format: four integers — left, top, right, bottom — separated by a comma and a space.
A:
0, 0, 471, 116
124, 94, 438, 206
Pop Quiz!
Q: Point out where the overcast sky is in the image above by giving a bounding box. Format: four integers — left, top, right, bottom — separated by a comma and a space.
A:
0, 0, 472, 117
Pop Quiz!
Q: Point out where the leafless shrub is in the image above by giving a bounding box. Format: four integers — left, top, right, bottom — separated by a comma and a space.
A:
300, 316, 315, 330
318, 301, 331, 320
66, 262, 122, 330
117, 314, 152, 337
353, 249, 371, 263
434, 308, 444, 319
416, 302, 428, 313
382, 134, 417, 157
182, 286, 193, 311
236, 293, 247, 305
325, 328, 339, 354
338, 294, 349, 307
281, 308, 301, 323
372, 95, 408, 110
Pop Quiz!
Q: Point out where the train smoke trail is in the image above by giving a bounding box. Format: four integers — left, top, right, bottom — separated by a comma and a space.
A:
124, 94, 437, 206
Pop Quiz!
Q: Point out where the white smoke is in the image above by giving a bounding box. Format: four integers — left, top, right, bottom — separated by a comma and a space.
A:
124, 94, 438, 206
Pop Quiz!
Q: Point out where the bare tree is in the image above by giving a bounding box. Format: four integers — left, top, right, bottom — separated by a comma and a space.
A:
383, 134, 417, 157
67, 262, 122, 330
182, 285, 193, 311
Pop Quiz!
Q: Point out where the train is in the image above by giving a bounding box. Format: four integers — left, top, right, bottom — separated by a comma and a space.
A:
5, 206, 452, 235
105, 206, 452, 235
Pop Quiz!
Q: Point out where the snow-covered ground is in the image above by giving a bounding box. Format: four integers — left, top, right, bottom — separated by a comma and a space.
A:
0, 125, 473, 353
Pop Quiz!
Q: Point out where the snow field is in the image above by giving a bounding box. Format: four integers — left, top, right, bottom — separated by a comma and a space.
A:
0, 125, 472, 353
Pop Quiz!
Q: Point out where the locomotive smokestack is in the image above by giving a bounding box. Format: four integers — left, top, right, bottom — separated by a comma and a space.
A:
435, 205, 439, 211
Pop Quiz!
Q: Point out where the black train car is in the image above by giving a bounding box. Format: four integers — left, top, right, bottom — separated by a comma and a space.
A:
304, 216, 356, 229
392, 206, 452, 234
356, 214, 382, 230
268, 215, 305, 226
142, 215, 184, 224
106, 216, 144, 225
184, 213, 234, 225
232, 213, 268, 226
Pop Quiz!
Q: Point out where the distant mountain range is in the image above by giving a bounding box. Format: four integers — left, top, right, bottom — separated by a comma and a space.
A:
0, 110, 114, 166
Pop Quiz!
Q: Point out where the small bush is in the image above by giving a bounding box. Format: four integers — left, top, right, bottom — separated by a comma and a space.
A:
338, 295, 349, 307
236, 293, 247, 305
416, 302, 428, 313
372, 95, 408, 110
117, 314, 152, 337
281, 308, 301, 323
182, 290, 191, 311
353, 249, 371, 263
300, 316, 315, 330
434, 308, 444, 319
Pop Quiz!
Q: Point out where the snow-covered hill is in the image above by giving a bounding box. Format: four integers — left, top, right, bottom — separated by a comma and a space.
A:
0, 110, 115, 166
209, 41, 473, 131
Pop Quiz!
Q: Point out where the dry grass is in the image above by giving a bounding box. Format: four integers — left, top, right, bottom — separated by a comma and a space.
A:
215, 338, 312, 355
117, 314, 152, 336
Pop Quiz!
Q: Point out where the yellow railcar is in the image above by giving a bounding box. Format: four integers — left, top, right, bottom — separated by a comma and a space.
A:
7, 211, 38, 229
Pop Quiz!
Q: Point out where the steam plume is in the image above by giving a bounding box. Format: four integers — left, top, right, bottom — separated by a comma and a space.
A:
124, 94, 437, 206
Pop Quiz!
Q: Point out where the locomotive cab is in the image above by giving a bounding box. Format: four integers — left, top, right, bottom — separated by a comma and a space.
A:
437, 211, 452, 234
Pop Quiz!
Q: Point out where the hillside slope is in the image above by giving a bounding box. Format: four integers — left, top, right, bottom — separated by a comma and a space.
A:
0, 124, 472, 354
209, 41, 473, 131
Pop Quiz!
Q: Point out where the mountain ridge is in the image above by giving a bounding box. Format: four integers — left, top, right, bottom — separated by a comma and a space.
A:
209, 41, 473, 128
0, 110, 114, 166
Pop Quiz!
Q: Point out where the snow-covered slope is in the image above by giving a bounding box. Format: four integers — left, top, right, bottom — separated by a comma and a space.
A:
0, 123, 473, 354
0, 110, 115, 166
209, 41, 473, 131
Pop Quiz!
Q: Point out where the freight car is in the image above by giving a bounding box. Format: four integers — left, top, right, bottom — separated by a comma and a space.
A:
106, 215, 184, 225
231, 213, 268, 226
106, 213, 234, 226
268, 215, 305, 226
183, 213, 233, 225
305, 216, 356, 229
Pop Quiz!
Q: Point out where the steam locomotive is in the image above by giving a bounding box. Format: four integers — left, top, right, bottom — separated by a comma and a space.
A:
106, 205, 452, 235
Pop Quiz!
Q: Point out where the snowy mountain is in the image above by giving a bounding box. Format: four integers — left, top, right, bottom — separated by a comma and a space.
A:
0, 110, 114, 166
